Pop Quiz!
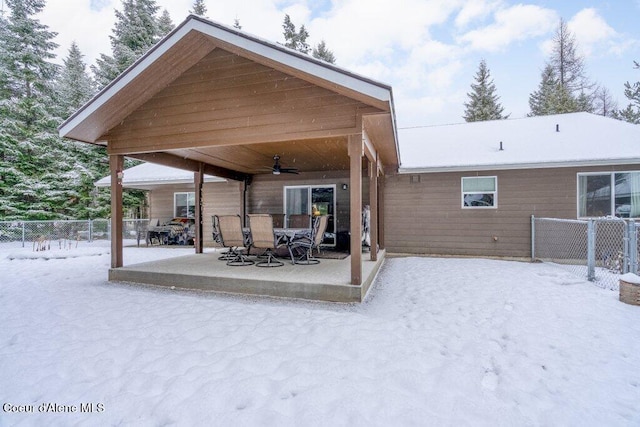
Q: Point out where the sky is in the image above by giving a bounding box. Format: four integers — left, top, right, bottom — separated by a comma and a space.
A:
25, 0, 640, 127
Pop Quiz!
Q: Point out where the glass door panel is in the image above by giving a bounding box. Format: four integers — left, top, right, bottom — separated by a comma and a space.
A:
311, 187, 335, 245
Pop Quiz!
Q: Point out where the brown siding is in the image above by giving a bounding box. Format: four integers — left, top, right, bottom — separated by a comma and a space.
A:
246, 171, 368, 233
106, 48, 375, 155
384, 165, 640, 258
149, 181, 242, 247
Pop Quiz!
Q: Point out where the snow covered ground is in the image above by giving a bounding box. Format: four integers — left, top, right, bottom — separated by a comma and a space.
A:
1, 242, 639, 426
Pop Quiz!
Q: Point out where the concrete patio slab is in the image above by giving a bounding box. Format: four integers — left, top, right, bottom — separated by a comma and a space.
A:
108, 250, 385, 303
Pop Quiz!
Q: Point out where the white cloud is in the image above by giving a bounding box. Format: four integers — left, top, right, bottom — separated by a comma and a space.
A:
568, 8, 616, 57
454, 0, 502, 28
458, 4, 557, 52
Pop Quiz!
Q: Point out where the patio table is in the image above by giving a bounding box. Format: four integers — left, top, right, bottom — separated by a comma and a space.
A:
242, 227, 312, 247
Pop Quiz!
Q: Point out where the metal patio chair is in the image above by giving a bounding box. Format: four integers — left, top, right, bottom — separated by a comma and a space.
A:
216, 215, 253, 266
248, 214, 292, 267
290, 215, 328, 265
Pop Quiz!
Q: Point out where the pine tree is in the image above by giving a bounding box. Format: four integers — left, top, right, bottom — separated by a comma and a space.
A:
312, 40, 336, 64
613, 61, 640, 124
282, 14, 309, 54
0, 0, 82, 220
528, 63, 583, 116
190, 0, 207, 17
157, 8, 174, 36
463, 59, 508, 122
92, 0, 162, 89
57, 42, 95, 118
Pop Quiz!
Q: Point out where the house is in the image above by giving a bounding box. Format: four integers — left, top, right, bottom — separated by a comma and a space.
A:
386, 112, 640, 258
59, 14, 398, 291
60, 14, 640, 301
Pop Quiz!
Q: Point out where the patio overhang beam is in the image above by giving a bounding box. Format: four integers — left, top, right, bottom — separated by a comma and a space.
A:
128, 152, 250, 182
362, 129, 383, 176
105, 126, 364, 157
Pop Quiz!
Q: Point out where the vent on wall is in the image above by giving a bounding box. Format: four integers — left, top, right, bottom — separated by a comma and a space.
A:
410, 175, 421, 184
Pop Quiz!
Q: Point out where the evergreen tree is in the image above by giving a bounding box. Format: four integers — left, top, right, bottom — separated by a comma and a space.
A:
57, 42, 95, 118
190, 0, 207, 17
614, 61, 640, 124
0, 0, 81, 219
282, 14, 309, 54
528, 64, 584, 116
92, 0, 162, 88
157, 8, 174, 36
463, 59, 508, 122
312, 40, 336, 64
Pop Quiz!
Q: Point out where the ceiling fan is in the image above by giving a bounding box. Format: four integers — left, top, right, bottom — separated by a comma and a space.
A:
268, 155, 299, 175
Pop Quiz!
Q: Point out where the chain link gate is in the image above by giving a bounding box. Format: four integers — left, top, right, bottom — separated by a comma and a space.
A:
532, 216, 639, 290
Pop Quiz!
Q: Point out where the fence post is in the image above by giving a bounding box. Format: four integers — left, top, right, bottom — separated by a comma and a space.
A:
22, 221, 26, 248
623, 221, 630, 274
629, 221, 638, 275
587, 219, 596, 281
531, 215, 536, 261
88, 219, 93, 243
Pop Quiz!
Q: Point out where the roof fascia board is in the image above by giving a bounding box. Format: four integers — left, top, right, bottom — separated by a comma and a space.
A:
399, 158, 640, 174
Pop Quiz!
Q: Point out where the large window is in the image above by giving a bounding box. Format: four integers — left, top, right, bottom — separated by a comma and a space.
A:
462, 176, 497, 208
578, 172, 640, 218
174, 192, 195, 218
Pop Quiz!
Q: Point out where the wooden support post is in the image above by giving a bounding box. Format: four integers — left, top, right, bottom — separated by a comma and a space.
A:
110, 154, 124, 268
348, 134, 363, 286
240, 180, 247, 227
378, 175, 385, 249
194, 163, 204, 254
369, 156, 378, 261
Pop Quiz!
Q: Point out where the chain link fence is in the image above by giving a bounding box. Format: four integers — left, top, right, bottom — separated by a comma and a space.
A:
532, 216, 639, 290
0, 219, 150, 247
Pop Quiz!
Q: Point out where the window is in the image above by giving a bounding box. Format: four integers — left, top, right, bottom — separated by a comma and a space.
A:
462, 176, 497, 208
174, 192, 195, 218
578, 172, 640, 218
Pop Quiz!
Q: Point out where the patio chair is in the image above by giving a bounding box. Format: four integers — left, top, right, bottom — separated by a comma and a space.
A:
288, 214, 311, 229
248, 214, 292, 267
290, 215, 328, 265
212, 215, 234, 260
216, 215, 254, 266
146, 218, 161, 245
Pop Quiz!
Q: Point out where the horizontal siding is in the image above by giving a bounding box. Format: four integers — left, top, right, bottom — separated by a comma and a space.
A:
384, 165, 640, 258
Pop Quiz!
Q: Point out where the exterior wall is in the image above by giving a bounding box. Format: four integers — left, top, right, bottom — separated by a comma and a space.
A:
148, 181, 243, 247
247, 171, 369, 233
148, 184, 191, 223
384, 165, 640, 258
146, 168, 376, 247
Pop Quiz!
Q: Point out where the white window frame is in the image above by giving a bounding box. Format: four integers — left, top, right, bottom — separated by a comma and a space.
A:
173, 192, 195, 218
576, 171, 640, 219
461, 176, 498, 209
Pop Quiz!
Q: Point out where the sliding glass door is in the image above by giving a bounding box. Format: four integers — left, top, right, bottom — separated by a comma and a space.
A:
284, 185, 336, 246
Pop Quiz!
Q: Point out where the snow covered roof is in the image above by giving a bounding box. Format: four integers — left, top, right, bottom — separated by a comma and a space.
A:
398, 113, 640, 173
95, 162, 225, 189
